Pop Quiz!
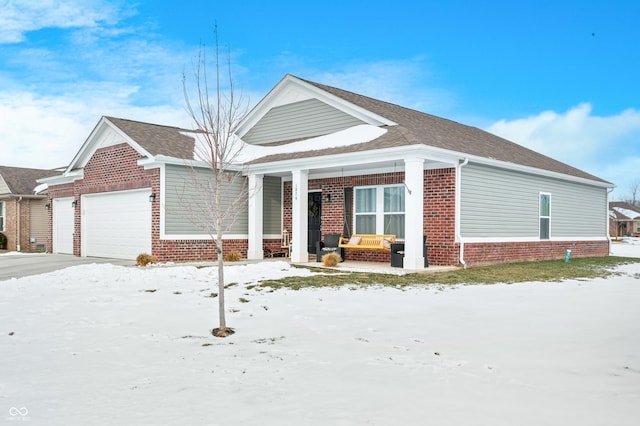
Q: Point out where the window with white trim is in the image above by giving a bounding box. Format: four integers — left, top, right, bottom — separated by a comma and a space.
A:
539, 193, 551, 239
354, 185, 405, 238
0, 201, 5, 232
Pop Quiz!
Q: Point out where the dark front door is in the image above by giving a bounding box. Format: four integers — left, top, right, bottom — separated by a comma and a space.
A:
308, 192, 322, 253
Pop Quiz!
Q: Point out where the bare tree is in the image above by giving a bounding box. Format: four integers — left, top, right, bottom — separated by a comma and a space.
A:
629, 179, 640, 206
182, 27, 248, 337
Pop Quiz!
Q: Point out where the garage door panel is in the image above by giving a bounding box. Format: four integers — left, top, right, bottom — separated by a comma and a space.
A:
82, 189, 151, 260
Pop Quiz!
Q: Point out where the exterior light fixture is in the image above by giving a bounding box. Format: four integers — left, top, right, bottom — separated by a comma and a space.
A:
45, 203, 50, 210
71, 200, 77, 208
149, 193, 156, 203
324, 193, 331, 203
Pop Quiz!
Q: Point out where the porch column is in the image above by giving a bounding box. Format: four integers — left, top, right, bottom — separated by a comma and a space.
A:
403, 158, 425, 269
291, 169, 309, 262
247, 173, 264, 260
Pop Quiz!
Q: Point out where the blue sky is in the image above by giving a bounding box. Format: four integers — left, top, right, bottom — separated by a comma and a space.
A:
1, 0, 639, 200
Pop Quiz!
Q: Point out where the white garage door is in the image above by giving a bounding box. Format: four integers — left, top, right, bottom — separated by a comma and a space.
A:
52, 197, 74, 254
82, 189, 152, 260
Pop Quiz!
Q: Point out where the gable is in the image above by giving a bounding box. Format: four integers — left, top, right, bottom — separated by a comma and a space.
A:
243, 98, 366, 145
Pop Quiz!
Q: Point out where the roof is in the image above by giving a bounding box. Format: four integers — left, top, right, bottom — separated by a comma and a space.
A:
0, 165, 60, 195
249, 75, 609, 185
106, 117, 197, 160
610, 202, 640, 219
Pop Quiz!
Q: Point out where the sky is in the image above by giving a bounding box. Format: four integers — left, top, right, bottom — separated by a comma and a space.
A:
0, 0, 639, 200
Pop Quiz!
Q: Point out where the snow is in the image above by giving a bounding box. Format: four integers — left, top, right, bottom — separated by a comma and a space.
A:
1, 251, 640, 424
186, 124, 387, 164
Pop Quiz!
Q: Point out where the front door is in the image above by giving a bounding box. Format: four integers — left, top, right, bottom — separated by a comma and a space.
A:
308, 192, 322, 253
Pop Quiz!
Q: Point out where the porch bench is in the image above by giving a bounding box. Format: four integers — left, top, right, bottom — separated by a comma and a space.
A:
338, 234, 396, 251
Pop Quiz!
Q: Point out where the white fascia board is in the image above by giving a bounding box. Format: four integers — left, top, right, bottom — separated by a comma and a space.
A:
36, 170, 83, 185
237, 75, 396, 137
244, 144, 460, 176
66, 117, 155, 172
462, 236, 609, 243
141, 155, 244, 172
418, 145, 614, 189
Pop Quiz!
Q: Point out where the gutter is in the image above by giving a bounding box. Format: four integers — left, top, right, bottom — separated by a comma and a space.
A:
456, 158, 469, 268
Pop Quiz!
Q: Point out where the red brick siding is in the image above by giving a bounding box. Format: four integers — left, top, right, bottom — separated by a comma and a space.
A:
283, 169, 460, 265
46, 143, 262, 262
463, 240, 609, 266
152, 238, 248, 262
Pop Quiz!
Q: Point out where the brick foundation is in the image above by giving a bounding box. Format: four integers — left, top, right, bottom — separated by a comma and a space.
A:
463, 240, 610, 266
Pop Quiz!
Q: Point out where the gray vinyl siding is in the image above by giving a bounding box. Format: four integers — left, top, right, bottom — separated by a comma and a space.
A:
243, 98, 366, 145
460, 163, 607, 238
263, 176, 282, 234
164, 164, 248, 235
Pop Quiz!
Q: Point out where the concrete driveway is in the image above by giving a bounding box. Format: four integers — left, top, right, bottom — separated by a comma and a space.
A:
0, 253, 133, 281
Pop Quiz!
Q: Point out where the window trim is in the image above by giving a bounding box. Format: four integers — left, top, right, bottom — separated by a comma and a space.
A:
539, 192, 551, 240
354, 184, 405, 238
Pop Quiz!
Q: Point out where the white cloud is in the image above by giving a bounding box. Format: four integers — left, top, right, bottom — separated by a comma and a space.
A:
0, 89, 191, 169
0, 0, 126, 43
284, 57, 456, 115
487, 104, 640, 199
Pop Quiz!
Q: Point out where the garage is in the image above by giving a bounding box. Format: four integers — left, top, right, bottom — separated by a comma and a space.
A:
81, 188, 152, 260
52, 197, 74, 254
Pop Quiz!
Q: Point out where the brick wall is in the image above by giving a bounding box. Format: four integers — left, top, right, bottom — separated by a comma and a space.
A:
1, 198, 38, 252
47, 143, 252, 262
283, 168, 460, 265
463, 240, 609, 266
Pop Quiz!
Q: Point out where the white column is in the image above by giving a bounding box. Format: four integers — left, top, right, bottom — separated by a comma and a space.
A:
291, 169, 309, 262
403, 158, 425, 269
247, 173, 264, 260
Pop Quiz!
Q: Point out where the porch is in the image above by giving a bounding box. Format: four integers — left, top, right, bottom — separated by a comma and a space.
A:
245, 150, 464, 270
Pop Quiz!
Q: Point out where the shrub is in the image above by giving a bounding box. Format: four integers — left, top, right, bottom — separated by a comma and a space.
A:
224, 250, 242, 262
0, 233, 6, 250
322, 252, 341, 267
136, 253, 157, 266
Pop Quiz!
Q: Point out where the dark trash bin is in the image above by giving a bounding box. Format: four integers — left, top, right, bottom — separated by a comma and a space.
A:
391, 236, 427, 268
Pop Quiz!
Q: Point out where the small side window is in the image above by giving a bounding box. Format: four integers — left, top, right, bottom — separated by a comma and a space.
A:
539, 193, 551, 239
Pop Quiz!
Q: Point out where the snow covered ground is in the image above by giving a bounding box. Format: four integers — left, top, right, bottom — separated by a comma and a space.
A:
1, 242, 639, 425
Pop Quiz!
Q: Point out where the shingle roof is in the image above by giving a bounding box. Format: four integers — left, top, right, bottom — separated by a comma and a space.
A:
610, 202, 640, 219
0, 166, 60, 195
106, 117, 197, 160
251, 76, 609, 184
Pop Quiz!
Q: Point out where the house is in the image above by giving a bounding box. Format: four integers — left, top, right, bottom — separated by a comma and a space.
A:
40, 74, 613, 267
0, 165, 61, 251
609, 202, 640, 237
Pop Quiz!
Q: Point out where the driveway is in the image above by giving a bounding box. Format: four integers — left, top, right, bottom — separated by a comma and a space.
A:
0, 253, 133, 281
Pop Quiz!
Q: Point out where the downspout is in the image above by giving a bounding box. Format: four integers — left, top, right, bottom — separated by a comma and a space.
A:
456, 158, 469, 268
17, 196, 22, 252
607, 187, 614, 254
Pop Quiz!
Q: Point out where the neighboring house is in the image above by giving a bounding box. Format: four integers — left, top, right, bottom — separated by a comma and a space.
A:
0, 165, 61, 251
40, 74, 613, 267
609, 202, 640, 237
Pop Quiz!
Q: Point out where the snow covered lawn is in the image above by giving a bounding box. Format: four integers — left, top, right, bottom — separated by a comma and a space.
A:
1, 249, 640, 425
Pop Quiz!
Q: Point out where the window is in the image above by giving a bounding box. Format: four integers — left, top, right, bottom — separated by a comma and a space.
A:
0, 201, 4, 232
539, 193, 551, 239
355, 185, 405, 238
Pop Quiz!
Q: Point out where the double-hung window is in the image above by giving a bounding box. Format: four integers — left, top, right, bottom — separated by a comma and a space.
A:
355, 185, 405, 238
539, 193, 551, 239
